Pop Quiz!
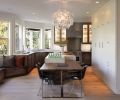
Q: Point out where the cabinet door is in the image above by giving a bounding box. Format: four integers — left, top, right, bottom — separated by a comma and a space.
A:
83, 24, 88, 43
89, 25, 92, 43
54, 27, 67, 44
82, 52, 91, 65
82, 24, 92, 43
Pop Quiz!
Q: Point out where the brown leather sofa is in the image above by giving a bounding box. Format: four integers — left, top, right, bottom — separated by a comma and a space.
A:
1, 52, 49, 78
0, 68, 5, 83
2, 55, 30, 78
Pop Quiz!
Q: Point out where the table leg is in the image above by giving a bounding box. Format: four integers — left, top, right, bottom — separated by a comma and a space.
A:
42, 78, 43, 97
80, 71, 83, 97
60, 71, 63, 97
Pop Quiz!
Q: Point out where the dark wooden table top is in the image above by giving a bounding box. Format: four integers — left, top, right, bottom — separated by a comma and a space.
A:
40, 59, 82, 71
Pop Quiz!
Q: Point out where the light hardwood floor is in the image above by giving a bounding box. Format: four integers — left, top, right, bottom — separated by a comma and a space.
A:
0, 67, 120, 100
84, 67, 113, 96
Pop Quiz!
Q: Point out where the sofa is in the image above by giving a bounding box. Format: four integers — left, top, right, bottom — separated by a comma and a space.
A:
1, 52, 49, 78
0, 68, 5, 83
2, 55, 28, 78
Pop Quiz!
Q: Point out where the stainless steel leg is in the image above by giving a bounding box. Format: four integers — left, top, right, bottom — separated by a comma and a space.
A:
42, 78, 43, 97
60, 71, 63, 97
80, 79, 83, 97
37, 84, 41, 96
80, 71, 83, 97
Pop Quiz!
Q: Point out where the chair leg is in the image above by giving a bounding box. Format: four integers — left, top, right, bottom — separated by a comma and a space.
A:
79, 79, 85, 97
69, 79, 84, 97
37, 79, 43, 96
69, 80, 74, 93
38, 79, 54, 97
80, 79, 83, 97
42, 78, 44, 97
37, 85, 41, 96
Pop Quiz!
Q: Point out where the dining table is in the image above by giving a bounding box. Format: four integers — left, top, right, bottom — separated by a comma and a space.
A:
40, 55, 83, 98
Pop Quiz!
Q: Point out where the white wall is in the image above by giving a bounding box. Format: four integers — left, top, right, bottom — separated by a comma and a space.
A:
92, 0, 118, 93
116, 0, 120, 94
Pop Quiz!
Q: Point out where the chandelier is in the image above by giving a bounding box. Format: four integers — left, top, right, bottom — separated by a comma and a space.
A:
53, 9, 73, 29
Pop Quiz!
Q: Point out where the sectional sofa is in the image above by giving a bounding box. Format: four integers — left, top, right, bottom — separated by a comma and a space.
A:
0, 52, 49, 83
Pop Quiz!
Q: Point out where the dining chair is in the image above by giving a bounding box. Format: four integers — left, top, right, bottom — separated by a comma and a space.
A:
67, 64, 88, 97
37, 65, 54, 96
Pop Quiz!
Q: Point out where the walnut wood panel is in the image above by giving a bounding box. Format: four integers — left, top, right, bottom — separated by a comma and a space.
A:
81, 52, 91, 65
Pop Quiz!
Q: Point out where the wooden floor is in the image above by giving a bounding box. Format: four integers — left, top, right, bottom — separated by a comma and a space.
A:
83, 67, 113, 96
31, 66, 113, 96
0, 66, 120, 100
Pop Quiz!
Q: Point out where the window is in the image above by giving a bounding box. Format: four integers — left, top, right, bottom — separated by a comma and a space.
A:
0, 20, 9, 55
15, 23, 21, 51
25, 28, 41, 50
25, 29, 30, 49
45, 29, 52, 49
32, 30, 40, 49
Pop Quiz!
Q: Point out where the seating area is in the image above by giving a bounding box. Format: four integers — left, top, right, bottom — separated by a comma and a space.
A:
38, 53, 88, 97
0, 51, 89, 98
1, 0, 120, 99
0, 52, 49, 83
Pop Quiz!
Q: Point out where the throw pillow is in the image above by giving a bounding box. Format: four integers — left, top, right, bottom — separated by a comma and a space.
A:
3, 55, 15, 67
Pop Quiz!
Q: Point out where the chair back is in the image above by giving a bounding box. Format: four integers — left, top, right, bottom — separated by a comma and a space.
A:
37, 65, 46, 79
77, 65, 88, 79
37, 66, 42, 78
81, 66, 87, 79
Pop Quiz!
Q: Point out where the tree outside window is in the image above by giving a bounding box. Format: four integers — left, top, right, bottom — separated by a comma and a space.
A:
25, 29, 30, 49
15, 23, 20, 51
25, 28, 41, 50
0, 21, 9, 55
45, 29, 51, 49
33, 31, 40, 49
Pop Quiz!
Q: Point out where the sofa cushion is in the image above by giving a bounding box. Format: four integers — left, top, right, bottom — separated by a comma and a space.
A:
5, 67, 26, 78
3, 55, 15, 67
15, 56, 25, 67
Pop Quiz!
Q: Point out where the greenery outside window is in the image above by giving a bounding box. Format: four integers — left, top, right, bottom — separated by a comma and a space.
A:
45, 29, 51, 49
15, 23, 21, 51
25, 28, 41, 51
0, 20, 9, 55
25, 29, 30, 49
32, 30, 40, 49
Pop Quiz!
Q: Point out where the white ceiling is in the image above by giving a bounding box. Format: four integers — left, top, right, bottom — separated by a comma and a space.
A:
0, 0, 109, 23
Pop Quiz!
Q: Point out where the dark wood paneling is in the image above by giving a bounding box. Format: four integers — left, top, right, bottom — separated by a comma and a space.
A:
81, 52, 91, 65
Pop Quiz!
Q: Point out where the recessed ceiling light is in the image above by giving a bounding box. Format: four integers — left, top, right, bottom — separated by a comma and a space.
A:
32, 12, 36, 15
86, 11, 89, 14
96, 1, 100, 4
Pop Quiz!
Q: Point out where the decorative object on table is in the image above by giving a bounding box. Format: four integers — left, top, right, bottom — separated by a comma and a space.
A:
45, 52, 65, 63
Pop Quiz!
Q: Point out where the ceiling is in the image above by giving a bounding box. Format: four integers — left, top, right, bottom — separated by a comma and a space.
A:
0, 0, 109, 23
